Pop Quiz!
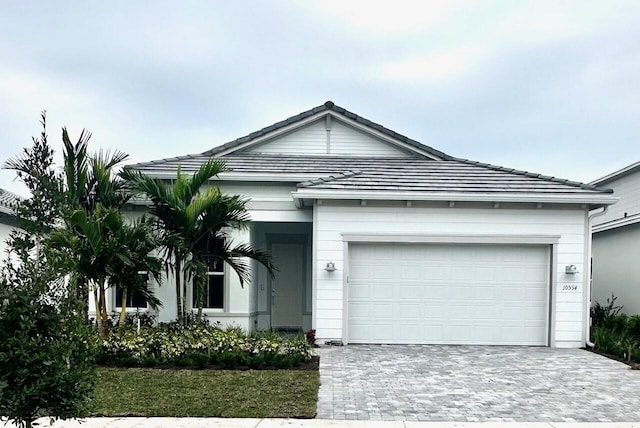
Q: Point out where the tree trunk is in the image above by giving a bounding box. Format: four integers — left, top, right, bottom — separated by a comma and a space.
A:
196, 276, 203, 322
175, 259, 183, 324
77, 276, 89, 321
101, 285, 108, 334
182, 271, 188, 325
94, 287, 102, 335
97, 282, 109, 339
118, 288, 128, 332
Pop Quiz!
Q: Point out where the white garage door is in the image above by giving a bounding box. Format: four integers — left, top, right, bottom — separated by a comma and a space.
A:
347, 243, 550, 345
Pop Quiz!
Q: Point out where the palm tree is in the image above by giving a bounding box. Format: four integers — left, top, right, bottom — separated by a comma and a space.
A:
49, 208, 163, 337
121, 159, 275, 324
108, 217, 163, 332
5, 124, 133, 321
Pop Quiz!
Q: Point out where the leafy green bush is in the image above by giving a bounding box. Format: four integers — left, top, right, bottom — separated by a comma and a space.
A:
593, 326, 624, 356
591, 294, 623, 328
0, 264, 95, 428
592, 311, 640, 362
97, 323, 313, 369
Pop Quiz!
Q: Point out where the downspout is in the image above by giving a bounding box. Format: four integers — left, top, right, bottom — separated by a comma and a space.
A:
585, 205, 608, 347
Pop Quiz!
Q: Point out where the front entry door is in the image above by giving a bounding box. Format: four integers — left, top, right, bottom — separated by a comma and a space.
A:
271, 243, 304, 329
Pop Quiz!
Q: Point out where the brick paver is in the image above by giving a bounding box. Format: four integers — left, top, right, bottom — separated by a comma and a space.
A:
316, 345, 640, 421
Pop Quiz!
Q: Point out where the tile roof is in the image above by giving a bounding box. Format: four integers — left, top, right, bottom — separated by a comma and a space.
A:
0, 188, 21, 215
132, 153, 609, 195
127, 101, 612, 198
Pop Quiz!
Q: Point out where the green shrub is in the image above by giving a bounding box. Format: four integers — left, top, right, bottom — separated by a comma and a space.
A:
593, 325, 623, 356
603, 313, 630, 333
591, 294, 623, 327
98, 323, 313, 369
0, 265, 95, 428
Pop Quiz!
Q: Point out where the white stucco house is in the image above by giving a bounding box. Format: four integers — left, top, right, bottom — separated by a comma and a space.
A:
591, 162, 640, 315
110, 101, 615, 348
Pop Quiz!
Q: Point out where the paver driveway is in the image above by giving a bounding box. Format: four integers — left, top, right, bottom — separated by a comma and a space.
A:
316, 345, 640, 422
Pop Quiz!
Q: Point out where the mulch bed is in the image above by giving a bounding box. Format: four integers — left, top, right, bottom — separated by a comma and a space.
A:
585, 346, 640, 369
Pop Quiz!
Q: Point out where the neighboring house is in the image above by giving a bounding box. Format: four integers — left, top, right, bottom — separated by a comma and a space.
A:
0, 188, 21, 261
115, 101, 614, 348
590, 162, 640, 315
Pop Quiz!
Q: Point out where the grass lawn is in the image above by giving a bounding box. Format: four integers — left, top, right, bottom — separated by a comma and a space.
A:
92, 367, 320, 418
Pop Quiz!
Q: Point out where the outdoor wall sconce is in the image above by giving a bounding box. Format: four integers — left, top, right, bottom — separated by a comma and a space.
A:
565, 264, 579, 275
325, 262, 336, 272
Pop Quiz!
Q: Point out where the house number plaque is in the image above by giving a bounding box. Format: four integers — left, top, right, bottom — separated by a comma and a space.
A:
561, 284, 579, 291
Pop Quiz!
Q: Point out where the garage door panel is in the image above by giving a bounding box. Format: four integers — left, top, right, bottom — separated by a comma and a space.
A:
349, 263, 371, 279
349, 302, 370, 318
348, 283, 370, 299
399, 285, 423, 299
347, 243, 549, 345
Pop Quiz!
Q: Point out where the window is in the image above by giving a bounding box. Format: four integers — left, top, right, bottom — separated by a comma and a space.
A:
115, 271, 149, 309
193, 257, 224, 309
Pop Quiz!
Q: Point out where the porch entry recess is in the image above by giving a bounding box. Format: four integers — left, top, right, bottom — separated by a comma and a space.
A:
270, 242, 305, 329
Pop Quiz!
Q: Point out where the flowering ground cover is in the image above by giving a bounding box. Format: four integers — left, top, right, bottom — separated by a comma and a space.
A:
97, 322, 314, 369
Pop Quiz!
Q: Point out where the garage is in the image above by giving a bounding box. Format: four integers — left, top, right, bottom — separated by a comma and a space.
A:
347, 243, 550, 345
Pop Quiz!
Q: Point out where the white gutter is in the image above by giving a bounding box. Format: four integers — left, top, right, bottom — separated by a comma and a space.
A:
585, 206, 609, 348
592, 212, 640, 233
292, 190, 618, 206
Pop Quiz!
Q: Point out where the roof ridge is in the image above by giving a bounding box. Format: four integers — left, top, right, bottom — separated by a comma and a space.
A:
449, 156, 612, 193
125, 153, 201, 169
297, 170, 362, 188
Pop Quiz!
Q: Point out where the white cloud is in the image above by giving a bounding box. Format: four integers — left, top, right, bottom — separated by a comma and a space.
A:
372, 45, 486, 83
298, 0, 465, 37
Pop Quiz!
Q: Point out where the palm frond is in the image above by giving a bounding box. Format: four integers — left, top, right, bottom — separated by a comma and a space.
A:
189, 159, 227, 196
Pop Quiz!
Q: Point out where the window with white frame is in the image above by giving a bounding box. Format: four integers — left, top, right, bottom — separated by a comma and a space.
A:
193, 256, 224, 309
115, 271, 149, 309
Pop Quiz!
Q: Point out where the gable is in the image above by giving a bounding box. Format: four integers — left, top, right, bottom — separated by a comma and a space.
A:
592, 167, 640, 230
240, 116, 414, 157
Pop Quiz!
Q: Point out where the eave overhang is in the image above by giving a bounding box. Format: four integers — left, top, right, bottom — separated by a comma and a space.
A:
292, 189, 618, 208
593, 212, 640, 233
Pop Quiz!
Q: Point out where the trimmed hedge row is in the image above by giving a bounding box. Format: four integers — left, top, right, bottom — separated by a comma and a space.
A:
96, 323, 313, 369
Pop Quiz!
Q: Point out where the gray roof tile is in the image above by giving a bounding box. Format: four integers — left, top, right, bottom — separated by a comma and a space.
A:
0, 188, 22, 215
130, 154, 610, 196
125, 101, 612, 198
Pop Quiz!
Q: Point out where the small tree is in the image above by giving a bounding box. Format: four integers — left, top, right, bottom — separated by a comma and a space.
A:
107, 217, 163, 332
122, 160, 275, 323
0, 218, 94, 428
0, 115, 94, 427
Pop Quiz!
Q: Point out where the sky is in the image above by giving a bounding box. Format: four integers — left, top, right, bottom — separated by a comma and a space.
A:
1, 1, 639, 196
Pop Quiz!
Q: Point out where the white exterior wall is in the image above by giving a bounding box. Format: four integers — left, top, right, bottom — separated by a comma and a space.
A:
592, 223, 640, 315
0, 219, 16, 263
591, 169, 640, 316
593, 169, 640, 226
244, 118, 412, 157
328, 121, 410, 156
105, 212, 258, 330
113, 182, 310, 330
314, 202, 588, 348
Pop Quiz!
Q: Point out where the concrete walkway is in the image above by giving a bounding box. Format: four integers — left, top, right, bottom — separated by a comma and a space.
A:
8, 419, 640, 427
316, 345, 640, 421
